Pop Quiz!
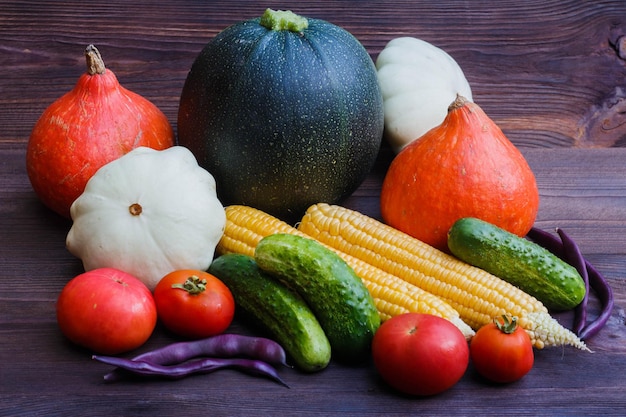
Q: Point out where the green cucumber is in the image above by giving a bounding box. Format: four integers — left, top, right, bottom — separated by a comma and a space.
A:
447, 217, 586, 311
208, 253, 331, 372
254, 233, 380, 363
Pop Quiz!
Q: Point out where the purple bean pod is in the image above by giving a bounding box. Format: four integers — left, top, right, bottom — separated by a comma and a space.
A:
556, 228, 590, 335
526, 227, 565, 258
134, 333, 288, 366
578, 259, 614, 340
94, 355, 289, 387
527, 227, 614, 341
103, 333, 288, 382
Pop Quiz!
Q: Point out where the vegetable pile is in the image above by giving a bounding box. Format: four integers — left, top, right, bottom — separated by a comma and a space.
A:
30, 7, 615, 397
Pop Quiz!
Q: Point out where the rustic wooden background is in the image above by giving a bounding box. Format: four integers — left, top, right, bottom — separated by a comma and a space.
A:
2, 1, 626, 416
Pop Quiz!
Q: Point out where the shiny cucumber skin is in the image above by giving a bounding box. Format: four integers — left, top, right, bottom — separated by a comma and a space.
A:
208, 253, 331, 372
447, 217, 586, 311
254, 233, 381, 363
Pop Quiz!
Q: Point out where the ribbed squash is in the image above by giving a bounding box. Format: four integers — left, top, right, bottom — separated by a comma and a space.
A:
27, 45, 174, 218
380, 95, 539, 252
178, 9, 383, 222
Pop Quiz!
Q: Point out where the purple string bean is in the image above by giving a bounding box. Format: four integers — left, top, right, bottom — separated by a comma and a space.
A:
556, 228, 590, 335
526, 227, 614, 340
579, 259, 614, 340
526, 227, 564, 258
93, 355, 289, 387
103, 333, 288, 382
132, 333, 287, 366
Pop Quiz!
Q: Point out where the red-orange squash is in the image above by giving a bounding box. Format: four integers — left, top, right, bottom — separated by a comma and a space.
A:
26, 44, 174, 218
380, 95, 539, 252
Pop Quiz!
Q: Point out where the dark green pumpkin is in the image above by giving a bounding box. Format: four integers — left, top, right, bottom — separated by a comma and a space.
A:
177, 9, 384, 221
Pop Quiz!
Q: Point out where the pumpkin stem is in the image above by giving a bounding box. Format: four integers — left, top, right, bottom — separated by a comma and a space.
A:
260, 8, 309, 32
171, 275, 207, 295
448, 94, 469, 112
85, 44, 106, 76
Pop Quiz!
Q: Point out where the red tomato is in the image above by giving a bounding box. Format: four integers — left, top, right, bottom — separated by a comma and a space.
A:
56, 268, 157, 355
470, 315, 534, 383
371, 313, 469, 396
153, 270, 235, 339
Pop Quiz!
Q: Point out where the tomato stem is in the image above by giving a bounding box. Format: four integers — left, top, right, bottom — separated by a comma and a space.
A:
172, 276, 207, 295
494, 315, 518, 334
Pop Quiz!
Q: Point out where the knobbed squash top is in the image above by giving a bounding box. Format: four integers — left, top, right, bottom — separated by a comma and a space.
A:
259, 8, 309, 32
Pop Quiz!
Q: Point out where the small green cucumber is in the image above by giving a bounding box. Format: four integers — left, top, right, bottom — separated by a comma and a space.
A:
254, 233, 380, 363
447, 217, 586, 311
208, 253, 331, 372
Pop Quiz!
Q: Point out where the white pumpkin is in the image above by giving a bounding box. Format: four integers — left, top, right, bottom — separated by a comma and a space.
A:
66, 146, 226, 290
375, 37, 473, 153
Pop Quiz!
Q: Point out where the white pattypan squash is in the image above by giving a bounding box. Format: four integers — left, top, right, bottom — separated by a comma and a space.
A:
376, 37, 473, 153
66, 146, 226, 290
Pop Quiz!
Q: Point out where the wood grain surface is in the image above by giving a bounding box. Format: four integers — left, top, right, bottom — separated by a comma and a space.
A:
1, 1, 626, 416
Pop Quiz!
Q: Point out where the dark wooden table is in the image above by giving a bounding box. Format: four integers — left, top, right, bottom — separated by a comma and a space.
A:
2, 1, 626, 416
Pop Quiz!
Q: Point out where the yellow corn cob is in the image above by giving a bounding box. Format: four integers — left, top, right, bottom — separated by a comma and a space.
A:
298, 203, 590, 351
217, 205, 475, 339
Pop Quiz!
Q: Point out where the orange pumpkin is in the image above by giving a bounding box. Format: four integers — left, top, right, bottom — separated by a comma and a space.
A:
380, 95, 539, 252
26, 45, 174, 218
